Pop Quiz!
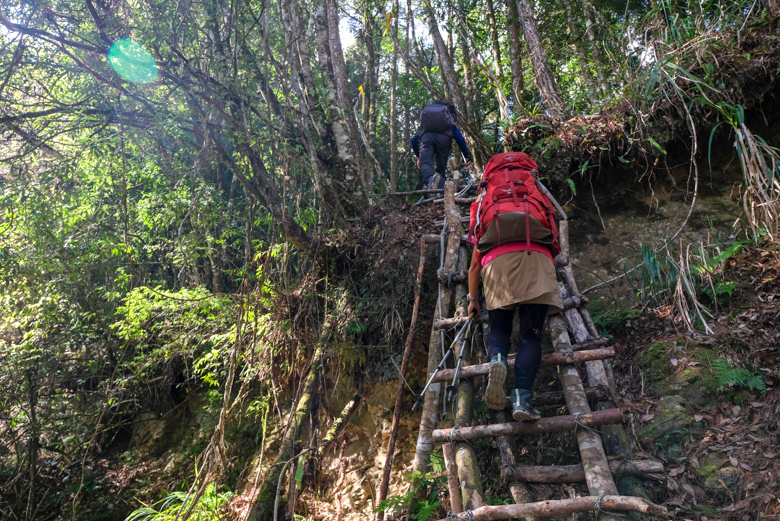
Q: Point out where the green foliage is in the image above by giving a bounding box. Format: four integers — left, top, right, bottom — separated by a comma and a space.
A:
589, 300, 641, 338
125, 483, 233, 521
112, 287, 235, 386
374, 471, 444, 521
711, 359, 766, 393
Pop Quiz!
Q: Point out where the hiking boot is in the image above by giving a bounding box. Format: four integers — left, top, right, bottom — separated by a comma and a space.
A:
431, 174, 444, 190
484, 354, 508, 410
511, 389, 541, 421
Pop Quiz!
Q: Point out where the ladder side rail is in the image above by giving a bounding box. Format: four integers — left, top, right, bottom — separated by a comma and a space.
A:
549, 314, 624, 521
411, 179, 462, 490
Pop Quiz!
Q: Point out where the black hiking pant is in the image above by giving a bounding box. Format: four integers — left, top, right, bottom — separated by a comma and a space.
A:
487, 304, 548, 391
419, 131, 452, 189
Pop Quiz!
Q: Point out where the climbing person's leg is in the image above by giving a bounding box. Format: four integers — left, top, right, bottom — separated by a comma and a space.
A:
432, 132, 452, 189
485, 307, 513, 410
511, 303, 547, 421
418, 132, 438, 188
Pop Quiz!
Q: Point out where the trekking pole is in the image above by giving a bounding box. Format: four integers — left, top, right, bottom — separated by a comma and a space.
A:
445, 312, 476, 406
412, 315, 474, 411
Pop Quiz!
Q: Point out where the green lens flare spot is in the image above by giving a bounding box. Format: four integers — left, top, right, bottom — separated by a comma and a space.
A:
107, 39, 158, 84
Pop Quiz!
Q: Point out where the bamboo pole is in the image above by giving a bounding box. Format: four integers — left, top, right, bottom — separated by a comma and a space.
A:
450, 239, 483, 509
549, 314, 622, 519
411, 179, 461, 485
377, 234, 431, 518
555, 219, 570, 267
507, 460, 664, 483
431, 348, 615, 383
435, 495, 667, 520
432, 408, 624, 442
493, 410, 537, 521
442, 443, 463, 513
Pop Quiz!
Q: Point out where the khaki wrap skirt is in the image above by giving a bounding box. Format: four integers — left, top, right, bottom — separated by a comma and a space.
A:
482, 250, 563, 312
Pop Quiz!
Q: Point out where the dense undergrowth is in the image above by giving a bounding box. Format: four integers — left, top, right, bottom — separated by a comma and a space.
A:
0, 1, 779, 520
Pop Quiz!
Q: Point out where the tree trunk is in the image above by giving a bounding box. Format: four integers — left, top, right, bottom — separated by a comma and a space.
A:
247, 344, 323, 521
389, 0, 399, 192
458, 28, 477, 130
580, 0, 609, 97
516, 0, 564, 119
25, 371, 38, 521
560, 0, 598, 105
324, 0, 370, 189
486, 0, 510, 121
505, 0, 525, 108
362, 10, 378, 156
421, 1, 467, 116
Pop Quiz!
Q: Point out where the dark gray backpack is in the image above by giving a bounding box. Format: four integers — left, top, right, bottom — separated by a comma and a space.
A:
420, 103, 454, 133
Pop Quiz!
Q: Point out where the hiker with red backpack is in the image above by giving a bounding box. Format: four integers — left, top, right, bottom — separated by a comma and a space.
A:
467, 152, 565, 421
410, 101, 473, 191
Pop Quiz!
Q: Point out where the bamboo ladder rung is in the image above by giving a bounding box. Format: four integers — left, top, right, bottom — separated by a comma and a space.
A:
436, 494, 668, 521
433, 297, 587, 330
432, 408, 625, 443
431, 348, 615, 383
504, 459, 665, 484
505, 386, 607, 408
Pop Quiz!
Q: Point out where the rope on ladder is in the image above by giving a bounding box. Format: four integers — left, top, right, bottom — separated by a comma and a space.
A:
572, 412, 602, 435
595, 494, 629, 518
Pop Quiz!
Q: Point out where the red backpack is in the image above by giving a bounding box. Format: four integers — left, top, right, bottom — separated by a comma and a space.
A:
468, 152, 561, 257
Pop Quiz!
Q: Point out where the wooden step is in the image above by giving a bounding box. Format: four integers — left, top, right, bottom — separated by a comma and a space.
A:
431, 348, 614, 383
436, 495, 667, 521
432, 408, 624, 443
504, 459, 664, 484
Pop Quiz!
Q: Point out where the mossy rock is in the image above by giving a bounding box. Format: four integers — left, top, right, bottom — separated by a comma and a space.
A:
695, 452, 731, 492
704, 466, 740, 491
635, 340, 719, 406
637, 395, 702, 459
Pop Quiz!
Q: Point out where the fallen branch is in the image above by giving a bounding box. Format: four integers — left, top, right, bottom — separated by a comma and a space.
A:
436, 495, 667, 520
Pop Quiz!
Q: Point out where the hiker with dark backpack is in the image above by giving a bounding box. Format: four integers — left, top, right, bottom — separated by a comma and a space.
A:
466, 152, 566, 421
410, 101, 473, 191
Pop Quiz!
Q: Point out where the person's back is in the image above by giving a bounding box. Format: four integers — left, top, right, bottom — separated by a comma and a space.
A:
410, 101, 472, 190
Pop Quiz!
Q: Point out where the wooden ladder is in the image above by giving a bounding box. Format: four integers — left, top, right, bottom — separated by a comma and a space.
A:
409, 179, 667, 521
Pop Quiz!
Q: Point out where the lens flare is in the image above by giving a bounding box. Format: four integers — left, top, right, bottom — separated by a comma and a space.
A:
107, 39, 158, 84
